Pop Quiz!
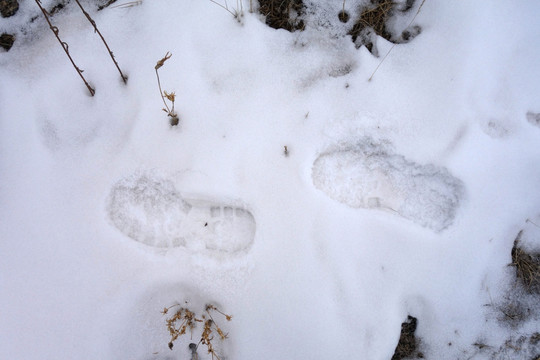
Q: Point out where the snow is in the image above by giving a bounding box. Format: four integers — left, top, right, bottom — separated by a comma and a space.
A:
1, 0, 540, 359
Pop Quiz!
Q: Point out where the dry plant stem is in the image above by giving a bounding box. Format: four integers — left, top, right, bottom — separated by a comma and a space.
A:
35, 0, 95, 96
154, 52, 179, 125
110, 1, 142, 8
368, 0, 426, 81
155, 68, 171, 115
74, 0, 127, 84
526, 218, 540, 228
209, 0, 236, 17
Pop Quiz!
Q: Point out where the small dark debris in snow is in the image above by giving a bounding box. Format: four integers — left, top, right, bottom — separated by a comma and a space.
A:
473, 342, 490, 350
0, 33, 15, 51
531, 333, 540, 345
0, 0, 18, 18
49, 0, 70, 16
97, 0, 118, 11
283, 145, 289, 157
169, 115, 179, 127
29, 0, 69, 23
391, 316, 422, 360
402, 25, 422, 42
526, 111, 540, 127
258, 0, 305, 32
338, 10, 349, 23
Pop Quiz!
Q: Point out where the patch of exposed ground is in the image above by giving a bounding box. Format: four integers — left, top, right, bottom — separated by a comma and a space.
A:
391, 316, 424, 360
258, 0, 305, 32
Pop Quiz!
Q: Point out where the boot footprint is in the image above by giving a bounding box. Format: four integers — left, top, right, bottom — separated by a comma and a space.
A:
107, 173, 255, 253
312, 139, 465, 231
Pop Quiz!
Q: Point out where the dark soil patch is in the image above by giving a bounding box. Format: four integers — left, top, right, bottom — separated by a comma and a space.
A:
392, 316, 423, 360
0, 33, 15, 51
258, 0, 305, 32
511, 230, 540, 294
348, 0, 421, 54
0, 0, 18, 18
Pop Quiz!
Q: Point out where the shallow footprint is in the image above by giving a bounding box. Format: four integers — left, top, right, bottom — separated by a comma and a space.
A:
107, 173, 255, 253
312, 139, 465, 231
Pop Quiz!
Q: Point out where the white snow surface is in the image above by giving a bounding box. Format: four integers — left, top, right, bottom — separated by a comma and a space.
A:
1, 0, 540, 359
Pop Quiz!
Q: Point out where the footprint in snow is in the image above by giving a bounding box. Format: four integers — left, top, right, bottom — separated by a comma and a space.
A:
107, 173, 255, 253
312, 138, 465, 232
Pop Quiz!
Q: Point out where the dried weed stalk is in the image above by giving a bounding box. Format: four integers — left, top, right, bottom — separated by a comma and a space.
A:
109, 1, 143, 9
74, 0, 128, 83
155, 52, 179, 126
34, 0, 95, 96
209, 0, 244, 22
163, 303, 232, 360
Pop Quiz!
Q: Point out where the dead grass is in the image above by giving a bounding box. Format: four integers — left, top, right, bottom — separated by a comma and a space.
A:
511, 230, 540, 294
476, 333, 540, 359
498, 293, 532, 326
0, 33, 15, 51
348, 0, 422, 57
392, 316, 423, 360
163, 304, 232, 360
0, 0, 19, 17
349, 0, 395, 45
258, 0, 305, 32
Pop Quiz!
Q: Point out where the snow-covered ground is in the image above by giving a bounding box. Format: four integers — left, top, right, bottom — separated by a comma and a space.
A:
1, 0, 540, 359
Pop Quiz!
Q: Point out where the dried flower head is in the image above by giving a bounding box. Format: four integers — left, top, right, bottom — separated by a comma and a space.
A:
155, 52, 172, 70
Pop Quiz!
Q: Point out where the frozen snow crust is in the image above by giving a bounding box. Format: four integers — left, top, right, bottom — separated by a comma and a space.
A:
1, 0, 540, 359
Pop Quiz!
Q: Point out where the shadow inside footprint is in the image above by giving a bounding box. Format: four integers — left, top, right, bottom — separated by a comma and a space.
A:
312, 139, 465, 232
107, 173, 255, 253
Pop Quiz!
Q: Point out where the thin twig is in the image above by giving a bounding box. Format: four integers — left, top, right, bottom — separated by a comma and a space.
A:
155, 53, 172, 114
109, 1, 142, 8
74, 0, 127, 84
526, 218, 540, 229
209, 0, 236, 17
368, 0, 426, 81
35, 0, 95, 96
